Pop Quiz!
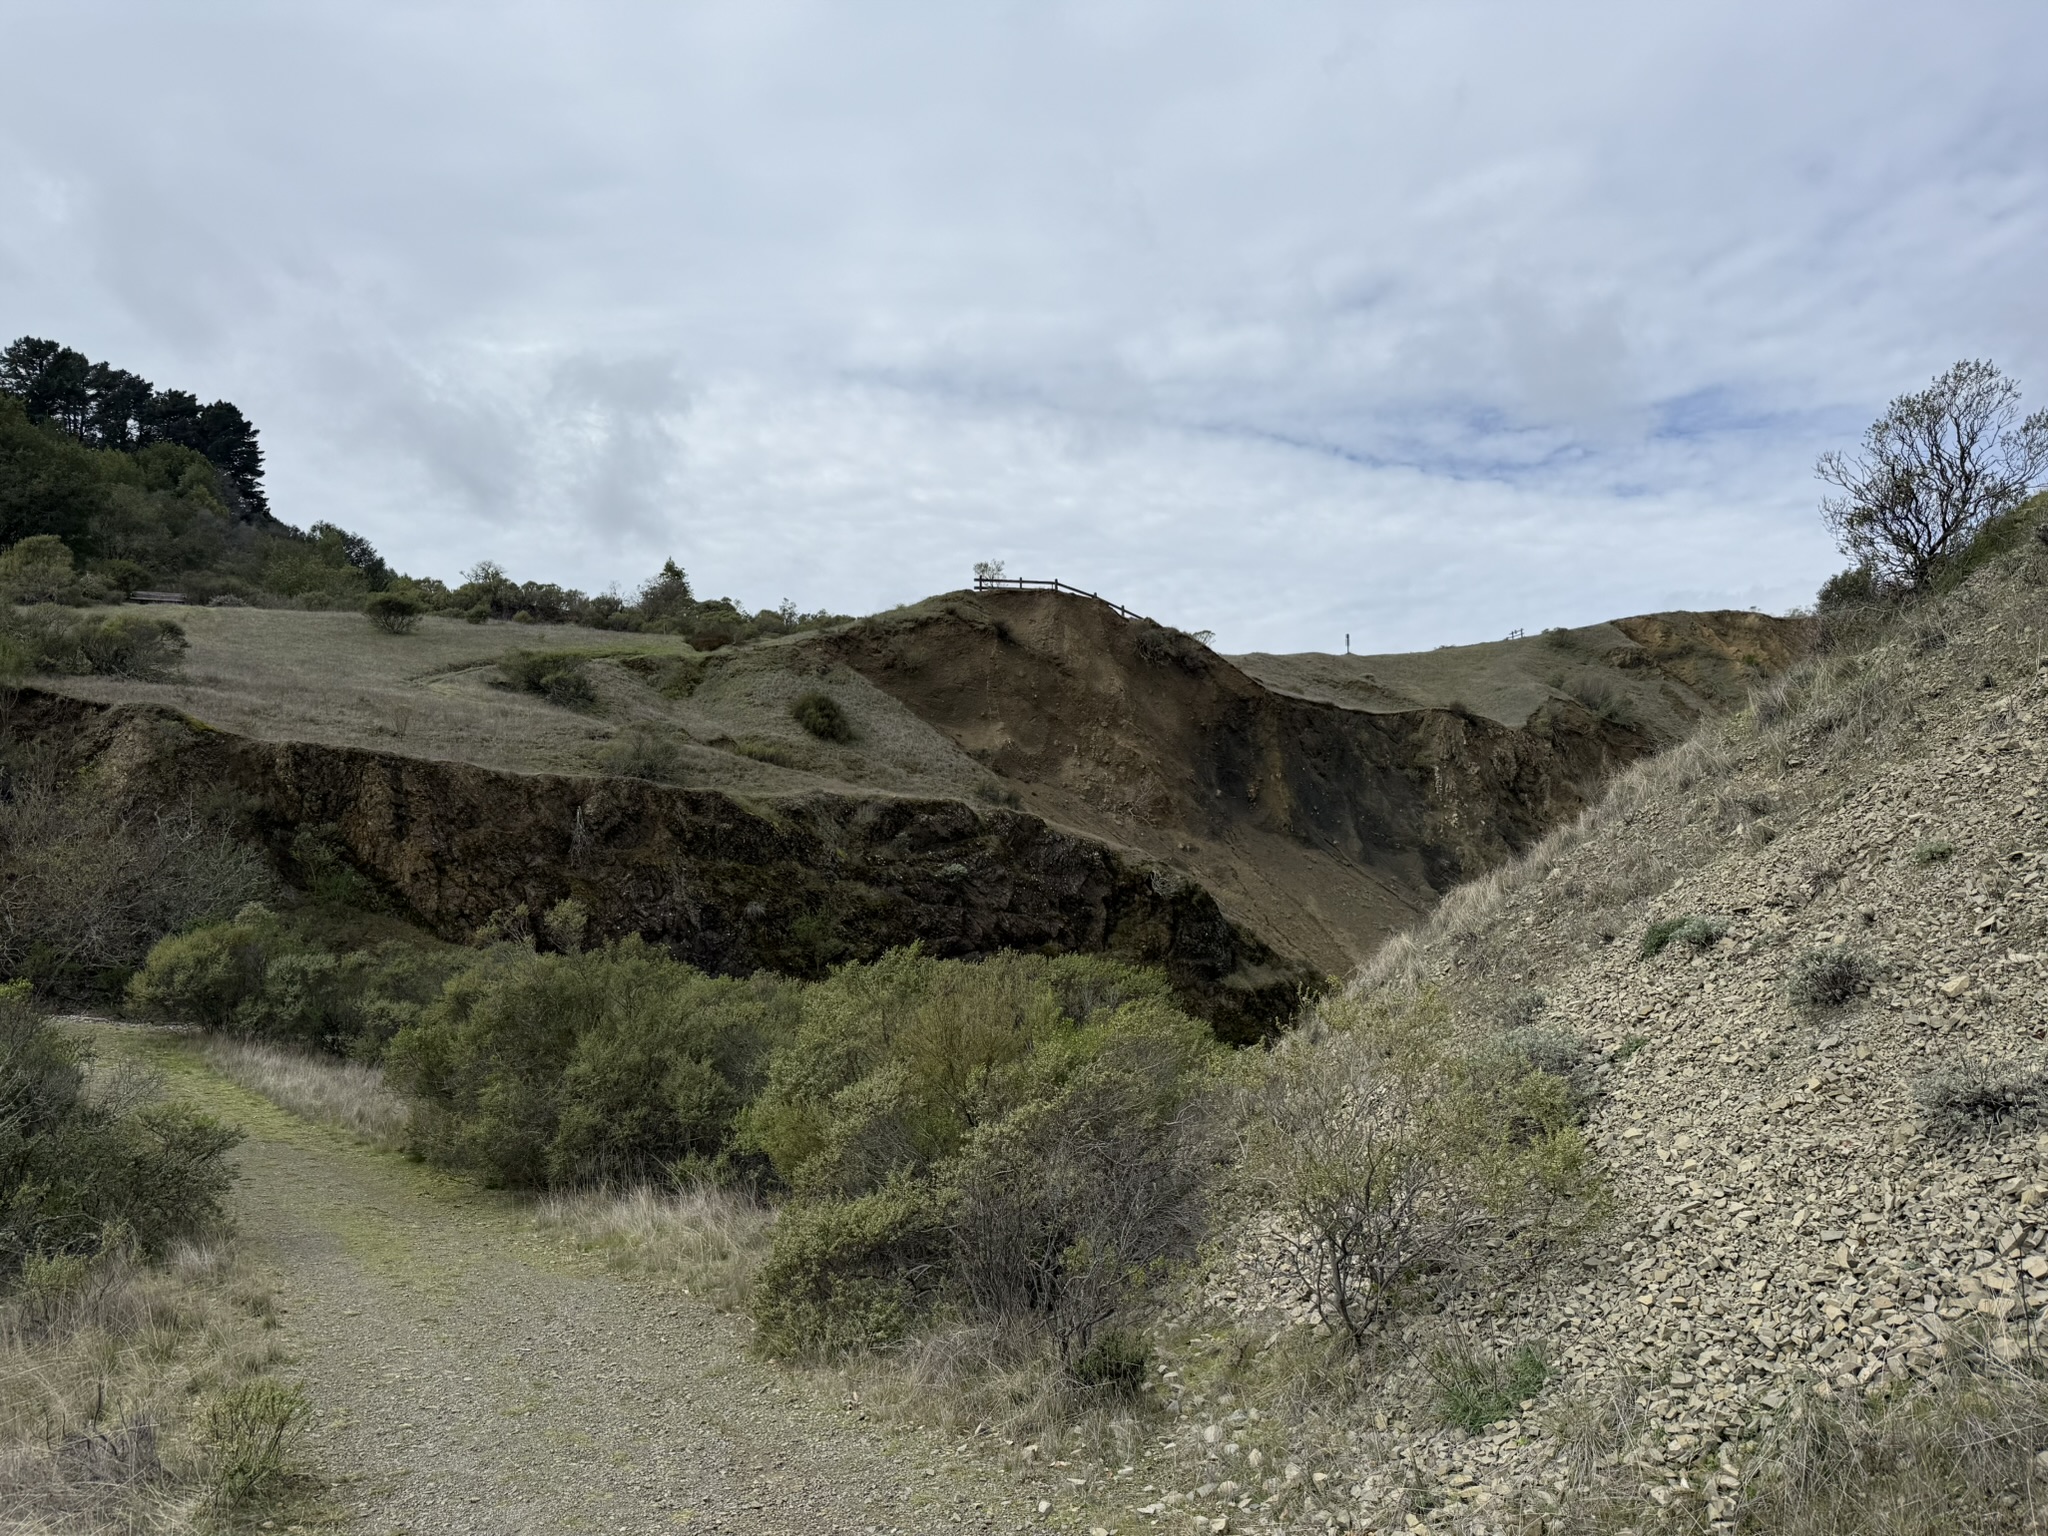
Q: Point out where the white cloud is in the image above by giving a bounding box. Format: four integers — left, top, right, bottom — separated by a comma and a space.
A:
1, 0, 2043, 649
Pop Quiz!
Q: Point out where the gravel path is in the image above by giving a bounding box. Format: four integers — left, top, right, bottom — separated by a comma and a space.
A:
120, 1030, 1024, 1535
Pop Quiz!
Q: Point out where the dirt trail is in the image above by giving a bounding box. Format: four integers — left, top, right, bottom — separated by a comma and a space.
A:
109, 1028, 1011, 1536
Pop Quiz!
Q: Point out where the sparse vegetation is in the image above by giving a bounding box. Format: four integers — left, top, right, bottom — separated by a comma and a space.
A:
1639, 914, 1726, 958
534, 1182, 775, 1310
598, 722, 684, 782
202, 1035, 410, 1146
1912, 1060, 2048, 1140
1912, 837, 1956, 865
204, 1377, 310, 1509
1787, 946, 1872, 1008
1428, 1334, 1548, 1433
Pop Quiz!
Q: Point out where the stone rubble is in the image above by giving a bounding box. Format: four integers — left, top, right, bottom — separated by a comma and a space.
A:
1137, 562, 2048, 1533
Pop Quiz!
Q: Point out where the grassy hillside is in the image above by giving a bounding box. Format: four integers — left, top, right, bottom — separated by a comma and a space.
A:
1239, 608, 1809, 739
38, 603, 1002, 801
28, 589, 1806, 984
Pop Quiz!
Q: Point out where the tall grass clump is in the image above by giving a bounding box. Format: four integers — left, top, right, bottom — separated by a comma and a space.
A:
202, 1036, 410, 1146
534, 1183, 775, 1310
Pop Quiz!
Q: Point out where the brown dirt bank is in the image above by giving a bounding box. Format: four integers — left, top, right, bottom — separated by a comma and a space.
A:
821, 591, 1811, 974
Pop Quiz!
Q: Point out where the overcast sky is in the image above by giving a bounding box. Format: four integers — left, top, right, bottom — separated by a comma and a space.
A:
4, 2, 2043, 651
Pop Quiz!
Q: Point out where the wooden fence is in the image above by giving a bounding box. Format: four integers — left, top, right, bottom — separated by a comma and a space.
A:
971, 575, 1144, 623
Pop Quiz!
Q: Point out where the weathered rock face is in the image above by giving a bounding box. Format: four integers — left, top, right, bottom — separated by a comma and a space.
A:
823, 591, 1690, 973
20, 692, 1311, 1041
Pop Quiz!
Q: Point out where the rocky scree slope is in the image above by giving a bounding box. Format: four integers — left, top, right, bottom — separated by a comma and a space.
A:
823, 591, 1806, 979
1177, 553, 2048, 1531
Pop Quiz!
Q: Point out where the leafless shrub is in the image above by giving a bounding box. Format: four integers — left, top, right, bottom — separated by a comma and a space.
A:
944, 1047, 1221, 1362
1819, 358, 2048, 593
1914, 1061, 2048, 1141
0, 755, 268, 993
1238, 1026, 1481, 1347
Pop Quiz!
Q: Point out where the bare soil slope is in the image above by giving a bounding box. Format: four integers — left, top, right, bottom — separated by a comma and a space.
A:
823, 592, 1809, 974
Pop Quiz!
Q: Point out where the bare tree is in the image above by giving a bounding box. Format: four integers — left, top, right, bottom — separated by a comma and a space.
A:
1818, 359, 2048, 592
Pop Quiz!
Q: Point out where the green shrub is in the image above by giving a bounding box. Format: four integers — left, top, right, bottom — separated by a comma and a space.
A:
363, 591, 422, 634
0, 985, 242, 1282
791, 690, 852, 742
1069, 1329, 1150, 1395
1817, 564, 1882, 610
204, 1378, 310, 1508
740, 952, 1222, 1358
748, 1178, 943, 1358
126, 906, 280, 1030
0, 534, 100, 604
1912, 839, 1955, 865
129, 909, 464, 1056
1241, 988, 1602, 1349
497, 649, 596, 707
0, 604, 186, 678
598, 724, 682, 783
386, 940, 800, 1187
1788, 947, 1872, 1008
1640, 915, 1727, 958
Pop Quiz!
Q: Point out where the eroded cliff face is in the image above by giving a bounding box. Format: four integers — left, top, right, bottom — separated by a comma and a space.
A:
822, 591, 1685, 973
19, 692, 1310, 1041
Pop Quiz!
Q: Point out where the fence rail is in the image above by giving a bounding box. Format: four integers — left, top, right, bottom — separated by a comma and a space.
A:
971, 575, 1144, 623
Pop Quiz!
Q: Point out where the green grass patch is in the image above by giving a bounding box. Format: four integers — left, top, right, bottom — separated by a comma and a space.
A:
1640, 915, 1726, 958
1429, 1340, 1548, 1433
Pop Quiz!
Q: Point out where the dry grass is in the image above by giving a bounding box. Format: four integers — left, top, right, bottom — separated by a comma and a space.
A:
0, 1244, 290, 1534
200, 1036, 409, 1148
1538, 1338, 2048, 1535
36, 602, 996, 804
531, 1184, 776, 1311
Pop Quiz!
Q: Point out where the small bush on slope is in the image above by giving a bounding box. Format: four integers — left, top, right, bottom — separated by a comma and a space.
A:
495, 648, 596, 707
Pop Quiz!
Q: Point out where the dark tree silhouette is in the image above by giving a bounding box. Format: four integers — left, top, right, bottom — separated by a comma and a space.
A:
1819, 359, 2048, 591
0, 338, 270, 518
